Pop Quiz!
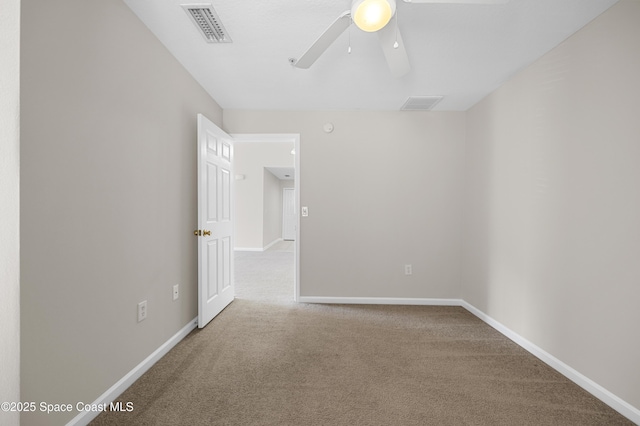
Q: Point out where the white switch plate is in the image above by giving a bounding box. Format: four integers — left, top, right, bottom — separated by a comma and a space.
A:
173, 284, 179, 301
405, 265, 412, 275
301, 206, 309, 217
137, 300, 147, 322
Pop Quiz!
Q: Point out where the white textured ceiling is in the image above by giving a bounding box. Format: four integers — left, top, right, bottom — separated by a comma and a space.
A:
266, 167, 295, 181
122, 0, 618, 111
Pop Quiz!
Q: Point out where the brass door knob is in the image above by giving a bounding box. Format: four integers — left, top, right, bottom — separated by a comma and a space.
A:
194, 230, 202, 236
203, 230, 211, 236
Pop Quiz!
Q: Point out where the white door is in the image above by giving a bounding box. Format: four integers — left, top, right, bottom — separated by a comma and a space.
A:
282, 188, 296, 241
197, 114, 234, 328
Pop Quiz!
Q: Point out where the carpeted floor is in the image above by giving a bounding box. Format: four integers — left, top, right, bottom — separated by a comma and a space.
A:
92, 247, 632, 425
233, 244, 295, 305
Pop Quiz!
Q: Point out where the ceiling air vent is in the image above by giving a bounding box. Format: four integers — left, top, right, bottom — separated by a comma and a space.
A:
401, 96, 443, 111
182, 4, 232, 43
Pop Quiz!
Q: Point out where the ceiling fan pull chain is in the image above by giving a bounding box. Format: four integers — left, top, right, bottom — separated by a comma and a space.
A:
348, 18, 352, 54
394, 9, 399, 49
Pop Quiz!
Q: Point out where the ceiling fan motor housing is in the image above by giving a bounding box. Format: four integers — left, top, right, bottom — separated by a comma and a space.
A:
351, 0, 397, 32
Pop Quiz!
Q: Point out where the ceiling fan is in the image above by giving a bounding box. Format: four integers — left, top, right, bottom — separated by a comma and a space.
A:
292, 0, 510, 78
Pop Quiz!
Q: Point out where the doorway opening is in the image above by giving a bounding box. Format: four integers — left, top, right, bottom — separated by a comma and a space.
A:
231, 133, 300, 302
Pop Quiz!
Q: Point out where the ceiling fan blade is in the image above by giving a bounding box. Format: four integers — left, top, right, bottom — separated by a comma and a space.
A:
377, 22, 410, 78
294, 11, 352, 69
402, 0, 510, 3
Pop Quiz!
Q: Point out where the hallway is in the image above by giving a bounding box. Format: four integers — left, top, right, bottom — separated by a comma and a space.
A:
234, 241, 295, 305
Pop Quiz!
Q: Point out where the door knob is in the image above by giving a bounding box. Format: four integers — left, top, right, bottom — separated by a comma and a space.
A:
203, 230, 211, 236
194, 230, 202, 236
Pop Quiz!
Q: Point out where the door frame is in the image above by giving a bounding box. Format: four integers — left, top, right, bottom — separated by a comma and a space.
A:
231, 133, 301, 302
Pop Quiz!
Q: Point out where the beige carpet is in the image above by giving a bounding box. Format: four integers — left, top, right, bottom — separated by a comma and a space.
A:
92, 250, 632, 425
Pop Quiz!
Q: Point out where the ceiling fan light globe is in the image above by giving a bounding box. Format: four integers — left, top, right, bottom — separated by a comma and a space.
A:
352, 0, 396, 32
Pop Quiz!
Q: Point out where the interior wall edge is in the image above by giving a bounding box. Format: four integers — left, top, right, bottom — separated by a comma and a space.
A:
0, 0, 21, 424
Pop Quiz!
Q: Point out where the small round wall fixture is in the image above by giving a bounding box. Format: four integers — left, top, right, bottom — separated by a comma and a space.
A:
323, 123, 334, 133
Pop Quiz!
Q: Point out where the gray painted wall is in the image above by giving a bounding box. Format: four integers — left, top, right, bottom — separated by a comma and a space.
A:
0, 0, 20, 424
463, 0, 640, 411
224, 111, 466, 299
20, 0, 222, 424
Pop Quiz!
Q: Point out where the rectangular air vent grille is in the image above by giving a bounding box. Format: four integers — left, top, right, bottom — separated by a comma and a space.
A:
182, 4, 232, 43
401, 96, 444, 111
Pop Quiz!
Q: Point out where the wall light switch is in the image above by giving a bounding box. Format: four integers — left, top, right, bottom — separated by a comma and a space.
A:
137, 300, 147, 322
301, 206, 309, 217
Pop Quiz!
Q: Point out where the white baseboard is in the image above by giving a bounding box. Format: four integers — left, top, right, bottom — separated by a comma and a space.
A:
298, 295, 639, 424
460, 301, 640, 425
66, 296, 640, 425
298, 296, 463, 306
66, 318, 198, 426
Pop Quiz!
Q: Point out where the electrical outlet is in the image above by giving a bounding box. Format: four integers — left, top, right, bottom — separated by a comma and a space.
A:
404, 264, 412, 276
137, 300, 147, 322
173, 284, 179, 301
